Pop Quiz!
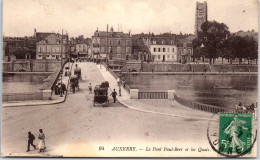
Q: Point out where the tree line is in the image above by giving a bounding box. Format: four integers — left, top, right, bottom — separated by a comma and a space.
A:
192, 21, 258, 64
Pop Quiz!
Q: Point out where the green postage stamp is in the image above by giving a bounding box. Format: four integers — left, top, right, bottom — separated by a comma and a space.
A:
218, 113, 252, 155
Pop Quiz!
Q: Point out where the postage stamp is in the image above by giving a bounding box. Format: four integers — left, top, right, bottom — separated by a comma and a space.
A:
218, 113, 252, 155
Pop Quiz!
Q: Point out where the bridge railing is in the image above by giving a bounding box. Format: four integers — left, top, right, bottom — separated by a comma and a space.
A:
2, 92, 43, 102
138, 92, 168, 99
174, 94, 253, 114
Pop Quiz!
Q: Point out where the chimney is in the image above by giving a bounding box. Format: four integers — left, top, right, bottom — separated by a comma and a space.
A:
110, 26, 114, 33
34, 28, 37, 37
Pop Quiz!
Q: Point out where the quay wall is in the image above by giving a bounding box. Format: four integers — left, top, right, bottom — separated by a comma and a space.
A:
2, 60, 63, 72
122, 62, 257, 73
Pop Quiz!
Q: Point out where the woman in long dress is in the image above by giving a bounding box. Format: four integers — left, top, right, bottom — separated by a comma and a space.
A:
38, 129, 46, 152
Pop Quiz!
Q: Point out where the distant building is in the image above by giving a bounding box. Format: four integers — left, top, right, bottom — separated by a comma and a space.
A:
36, 33, 69, 60
177, 43, 193, 64
3, 36, 36, 60
91, 26, 131, 60
131, 33, 150, 61
145, 34, 177, 62
195, 1, 207, 36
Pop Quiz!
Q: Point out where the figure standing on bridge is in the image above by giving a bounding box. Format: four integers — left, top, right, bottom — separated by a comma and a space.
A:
110, 89, 117, 103
88, 83, 92, 94
118, 84, 121, 96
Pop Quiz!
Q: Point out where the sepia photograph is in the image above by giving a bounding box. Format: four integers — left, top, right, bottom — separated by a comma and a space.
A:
1, 0, 258, 158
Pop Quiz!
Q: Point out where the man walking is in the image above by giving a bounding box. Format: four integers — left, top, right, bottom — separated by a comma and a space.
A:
110, 89, 117, 103
27, 131, 36, 152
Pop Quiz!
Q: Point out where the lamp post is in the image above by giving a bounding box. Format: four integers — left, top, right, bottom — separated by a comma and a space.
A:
200, 43, 205, 64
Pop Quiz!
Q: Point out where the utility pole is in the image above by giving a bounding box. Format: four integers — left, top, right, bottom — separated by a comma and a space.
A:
60, 29, 63, 97
106, 24, 108, 64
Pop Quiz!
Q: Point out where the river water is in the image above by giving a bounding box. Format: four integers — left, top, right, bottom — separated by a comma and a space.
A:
2, 74, 49, 94
123, 74, 258, 108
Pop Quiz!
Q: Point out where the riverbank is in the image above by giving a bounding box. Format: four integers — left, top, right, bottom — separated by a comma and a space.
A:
122, 71, 258, 75
3, 71, 53, 75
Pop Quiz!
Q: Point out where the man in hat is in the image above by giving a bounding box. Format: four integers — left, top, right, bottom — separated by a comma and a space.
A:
27, 131, 36, 152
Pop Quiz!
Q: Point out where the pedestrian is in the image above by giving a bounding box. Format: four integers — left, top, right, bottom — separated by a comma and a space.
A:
119, 84, 121, 96
58, 82, 62, 96
110, 89, 117, 103
117, 77, 120, 86
27, 131, 36, 152
61, 83, 66, 94
38, 129, 46, 152
88, 83, 92, 94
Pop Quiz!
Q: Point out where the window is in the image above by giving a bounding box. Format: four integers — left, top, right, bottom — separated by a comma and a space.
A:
158, 55, 160, 59
108, 47, 112, 53
52, 55, 55, 57
46, 55, 50, 57
172, 48, 175, 52
126, 40, 130, 46
51, 46, 55, 53
167, 48, 169, 52
47, 46, 50, 52
56, 46, 61, 53
39, 47, 42, 53
167, 55, 170, 58
163, 48, 166, 52
118, 40, 121, 45
158, 48, 161, 52
101, 47, 105, 52
38, 55, 42, 57
117, 54, 121, 58
172, 55, 174, 59
154, 48, 156, 52
126, 47, 130, 54
117, 47, 121, 53
109, 40, 112, 45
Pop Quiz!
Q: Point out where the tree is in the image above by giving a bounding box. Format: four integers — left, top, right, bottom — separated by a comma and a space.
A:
196, 21, 230, 64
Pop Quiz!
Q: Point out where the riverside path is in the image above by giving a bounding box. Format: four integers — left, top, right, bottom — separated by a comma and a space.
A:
2, 62, 218, 157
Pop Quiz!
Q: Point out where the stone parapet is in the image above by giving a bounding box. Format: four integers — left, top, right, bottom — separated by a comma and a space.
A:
43, 90, 52, 100
168, 90, 175, 100
130, 89, 139, 99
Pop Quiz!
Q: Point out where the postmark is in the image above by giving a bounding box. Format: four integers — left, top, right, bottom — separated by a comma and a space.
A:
207, 113, 257, 158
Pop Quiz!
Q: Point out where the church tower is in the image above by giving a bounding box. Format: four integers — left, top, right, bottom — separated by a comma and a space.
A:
195, 1, 208, 36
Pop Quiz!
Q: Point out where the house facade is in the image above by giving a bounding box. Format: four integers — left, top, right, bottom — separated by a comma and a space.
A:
91, 27, 131, 60
36, 33, 69, 60
177, 43, 193, 63
145, 35, 178, 62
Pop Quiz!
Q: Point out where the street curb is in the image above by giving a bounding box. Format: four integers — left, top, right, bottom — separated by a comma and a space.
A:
2, 98, 66, 108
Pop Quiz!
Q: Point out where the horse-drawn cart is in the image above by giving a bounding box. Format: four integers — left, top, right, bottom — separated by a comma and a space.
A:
93, 81, 109, 106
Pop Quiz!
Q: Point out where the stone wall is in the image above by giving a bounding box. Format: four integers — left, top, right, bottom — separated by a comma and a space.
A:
122, 62, 257, 72
122, 61, 141, 72
2, 60, 63, 72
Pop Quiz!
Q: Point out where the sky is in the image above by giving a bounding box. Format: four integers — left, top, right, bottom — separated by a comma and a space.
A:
3, 0, 259, 38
